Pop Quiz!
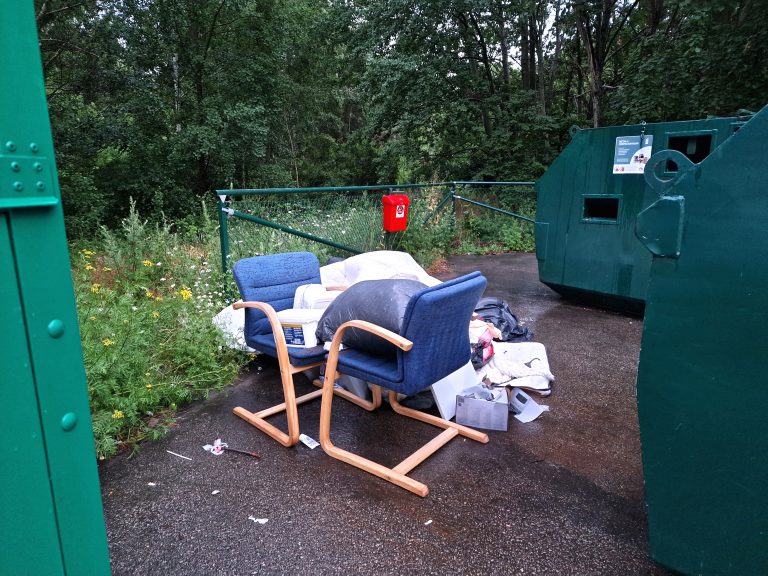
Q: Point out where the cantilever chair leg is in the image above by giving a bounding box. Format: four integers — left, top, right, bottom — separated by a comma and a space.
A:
311, 377, 382, 411
234, 361, 324, 448
232, 301, 382, 447
318, 319, 489, 497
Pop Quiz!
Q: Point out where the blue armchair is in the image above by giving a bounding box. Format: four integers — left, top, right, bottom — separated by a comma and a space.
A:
319, 271, 490, 496
233, 252, 379, 447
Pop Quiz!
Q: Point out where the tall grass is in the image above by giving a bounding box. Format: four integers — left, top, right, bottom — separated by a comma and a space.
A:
72, 203, 248, 458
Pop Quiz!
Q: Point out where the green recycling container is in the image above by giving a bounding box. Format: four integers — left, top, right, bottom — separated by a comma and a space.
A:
536, 114, 751, 313
634, 105, 768, 574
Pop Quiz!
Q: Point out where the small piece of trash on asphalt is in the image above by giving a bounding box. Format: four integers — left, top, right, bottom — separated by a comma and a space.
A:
147, 482, 156, 487
299, 434, 319, 449
211, 490, 220, 495
248, 516, 268, 524
424, 520, 433, 526
166, 450, 192, 461
203, 439, 227, 455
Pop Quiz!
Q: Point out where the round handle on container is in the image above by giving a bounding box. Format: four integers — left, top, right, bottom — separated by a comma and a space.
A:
644, 149, 695, 196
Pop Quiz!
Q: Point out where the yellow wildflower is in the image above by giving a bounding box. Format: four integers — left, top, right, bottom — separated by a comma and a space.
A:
179, 287, 193, 300
103, 266, 112, 272
145, 384, 153, 389
152, 311, 160, 318
142, 259, 153, 267
145, 290, 154, 299
89, 316, 96, 321
80, 249, 95, 258
154, 294, 163, 302
102, 338, 114, 347
85, 264, 95, 271
91, 283, 101, 294
112, 410, 124, 419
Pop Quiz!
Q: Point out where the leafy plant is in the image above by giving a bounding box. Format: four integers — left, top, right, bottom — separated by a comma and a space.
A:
72, 203, 249, 458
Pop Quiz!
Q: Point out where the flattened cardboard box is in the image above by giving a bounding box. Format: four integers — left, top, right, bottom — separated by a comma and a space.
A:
455, 389, 508, 431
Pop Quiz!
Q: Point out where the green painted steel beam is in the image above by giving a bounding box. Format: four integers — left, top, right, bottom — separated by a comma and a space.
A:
0, 3, 110, 574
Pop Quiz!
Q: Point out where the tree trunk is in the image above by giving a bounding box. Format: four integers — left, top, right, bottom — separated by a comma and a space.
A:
549, 0, 563, 112
527, 17, 537, 91
496, 2, 510, 92
520, 15, 530, 90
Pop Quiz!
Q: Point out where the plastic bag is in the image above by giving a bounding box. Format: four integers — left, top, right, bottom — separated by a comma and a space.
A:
474, 297, 533, 342
315, 279, 427, 356
470, 327, 495, 369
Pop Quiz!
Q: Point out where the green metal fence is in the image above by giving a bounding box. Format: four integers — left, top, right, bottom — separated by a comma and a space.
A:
215, 181, 536, 275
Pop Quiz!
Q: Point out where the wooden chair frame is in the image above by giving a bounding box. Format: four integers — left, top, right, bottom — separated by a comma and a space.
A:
233, 302, 381, 447
319, 319, 489, 497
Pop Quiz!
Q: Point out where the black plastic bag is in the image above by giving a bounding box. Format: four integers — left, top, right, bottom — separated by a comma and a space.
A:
316, 279, 427, 356
474, 297, 533, 342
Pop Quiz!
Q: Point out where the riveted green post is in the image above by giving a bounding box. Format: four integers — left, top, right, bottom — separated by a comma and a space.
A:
0, 3, 111, 574
218, 193, 230, 274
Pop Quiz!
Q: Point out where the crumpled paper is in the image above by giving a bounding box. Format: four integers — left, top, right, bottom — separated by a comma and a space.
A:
203, 438, 228, 455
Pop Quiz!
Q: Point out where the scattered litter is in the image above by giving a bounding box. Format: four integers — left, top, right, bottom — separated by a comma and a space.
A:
509, 388, 550, 423
248, 516, 268, 524
478, 342, 554, 396
456, 385, 509, 431
424, 520, 433, 526
203, 439, 227, 455
474, 297, 533, 342
166, 450, 192, 461
299, 434, 319, 449
211, 490, 220, 495
203, 438, 260, 459
147, 482, 156, 487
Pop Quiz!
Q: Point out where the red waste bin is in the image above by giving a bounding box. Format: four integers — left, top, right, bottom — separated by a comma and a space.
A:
382, 194, 411, 232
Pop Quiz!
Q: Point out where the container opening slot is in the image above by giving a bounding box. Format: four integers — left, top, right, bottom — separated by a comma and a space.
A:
583, 197, 619, 221
666, 134, 713, 171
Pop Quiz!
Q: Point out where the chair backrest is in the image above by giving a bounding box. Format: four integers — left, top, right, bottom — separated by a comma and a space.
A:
397, 272, 487, 394
233, 252, 321, 340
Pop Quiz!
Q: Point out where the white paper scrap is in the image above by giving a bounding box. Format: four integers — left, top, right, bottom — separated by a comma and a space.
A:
166, 450, 192, 461
248, 516, 268, 524
147, 482, 156, 487
424, 520, 433, 526
211, 490, 220, 495
509, 387, 550, 423
299, 434, 319, 449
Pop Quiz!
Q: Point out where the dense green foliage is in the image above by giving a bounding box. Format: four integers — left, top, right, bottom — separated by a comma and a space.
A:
37, 0, 766, 238
73, 204, 248, 457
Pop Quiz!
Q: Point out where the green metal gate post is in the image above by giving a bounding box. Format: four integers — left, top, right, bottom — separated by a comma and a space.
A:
635, 106, 768, 575
1, 3, 111, 574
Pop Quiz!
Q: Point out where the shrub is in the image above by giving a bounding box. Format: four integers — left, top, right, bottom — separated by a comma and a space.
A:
72, 203, 248, 458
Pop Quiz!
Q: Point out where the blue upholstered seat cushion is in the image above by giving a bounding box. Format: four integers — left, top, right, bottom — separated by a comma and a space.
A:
248, 334, 325, 366
233, 252, 321, 348
335, 348, 403, 387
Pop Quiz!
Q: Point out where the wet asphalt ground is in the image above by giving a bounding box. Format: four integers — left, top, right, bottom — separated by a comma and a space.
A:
99, 252, 676, 576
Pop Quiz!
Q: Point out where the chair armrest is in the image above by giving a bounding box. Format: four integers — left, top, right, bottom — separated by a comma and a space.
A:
324, 319, 413, 381
232, 301, 291, 363
329, 319, 413, 353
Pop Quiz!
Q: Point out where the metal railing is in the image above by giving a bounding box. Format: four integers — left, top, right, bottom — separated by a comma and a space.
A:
215, 180, 536, 274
